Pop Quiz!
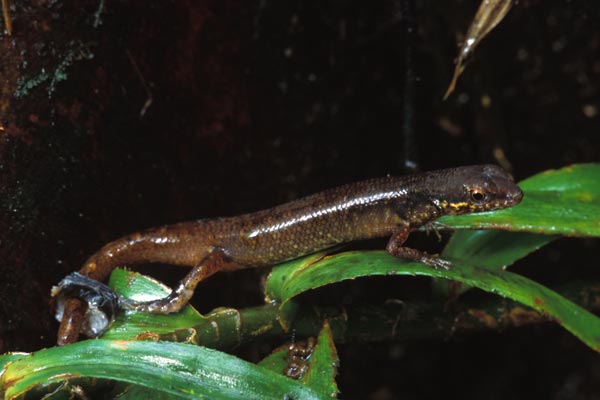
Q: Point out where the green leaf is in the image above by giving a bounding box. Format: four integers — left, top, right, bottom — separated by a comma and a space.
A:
102, 269, 206, 340
257, 346, 290, 375
303, 322, 339, 398
264, 252, 331, 303
0, 353, 27, 371
435, 163, 600, 236
0, 340, 322, 400
107, 383, 188, 399
432, 230, 555, 297
442, 231, 555, 269
265, 250, 600, 352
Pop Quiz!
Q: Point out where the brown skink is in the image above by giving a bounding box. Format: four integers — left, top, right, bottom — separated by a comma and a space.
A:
53, 165, 523, 344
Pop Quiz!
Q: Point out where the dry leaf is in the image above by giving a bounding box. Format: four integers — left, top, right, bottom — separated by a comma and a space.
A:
444, 0, 513, 99
2, 0, 11, 36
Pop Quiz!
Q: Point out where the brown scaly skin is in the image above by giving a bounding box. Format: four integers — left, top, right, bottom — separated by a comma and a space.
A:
54, 165, 523, 344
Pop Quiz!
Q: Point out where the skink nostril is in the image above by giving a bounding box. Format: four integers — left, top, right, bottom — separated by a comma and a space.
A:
510, 189, 523, 201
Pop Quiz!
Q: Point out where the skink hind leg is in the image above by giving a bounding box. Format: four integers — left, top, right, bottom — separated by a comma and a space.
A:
120, 248, 229, 313
55, 249, 231, 345
386, 228, 451, 270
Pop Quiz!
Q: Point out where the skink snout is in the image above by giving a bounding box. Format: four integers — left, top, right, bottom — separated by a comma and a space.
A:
506, 186, 524, 205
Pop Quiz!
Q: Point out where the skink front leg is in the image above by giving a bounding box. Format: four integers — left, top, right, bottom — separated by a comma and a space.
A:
386, 226, 451, 270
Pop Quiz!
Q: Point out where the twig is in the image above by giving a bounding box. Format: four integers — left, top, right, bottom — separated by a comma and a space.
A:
126, 50, 153, 118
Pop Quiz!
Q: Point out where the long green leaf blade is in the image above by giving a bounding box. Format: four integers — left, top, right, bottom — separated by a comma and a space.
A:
442, 231, 555, 269
265, 250, 600, 352
257, 346, 290, 375
0, 340, 322, 400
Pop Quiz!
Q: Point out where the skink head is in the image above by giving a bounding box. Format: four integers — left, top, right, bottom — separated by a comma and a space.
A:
429, 164, 523, 215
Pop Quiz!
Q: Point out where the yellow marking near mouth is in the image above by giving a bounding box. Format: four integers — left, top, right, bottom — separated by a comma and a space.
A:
448, 201, 477, 211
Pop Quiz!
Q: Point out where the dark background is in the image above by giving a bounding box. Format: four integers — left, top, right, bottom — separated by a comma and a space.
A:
1, 0, 599, 398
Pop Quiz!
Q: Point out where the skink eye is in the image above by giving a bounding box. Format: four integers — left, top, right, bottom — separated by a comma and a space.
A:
470, 189, 486, 203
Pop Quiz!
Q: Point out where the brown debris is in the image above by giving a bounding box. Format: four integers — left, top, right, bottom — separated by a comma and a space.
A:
468, 308, 499, 329
508, 306, 544, 327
